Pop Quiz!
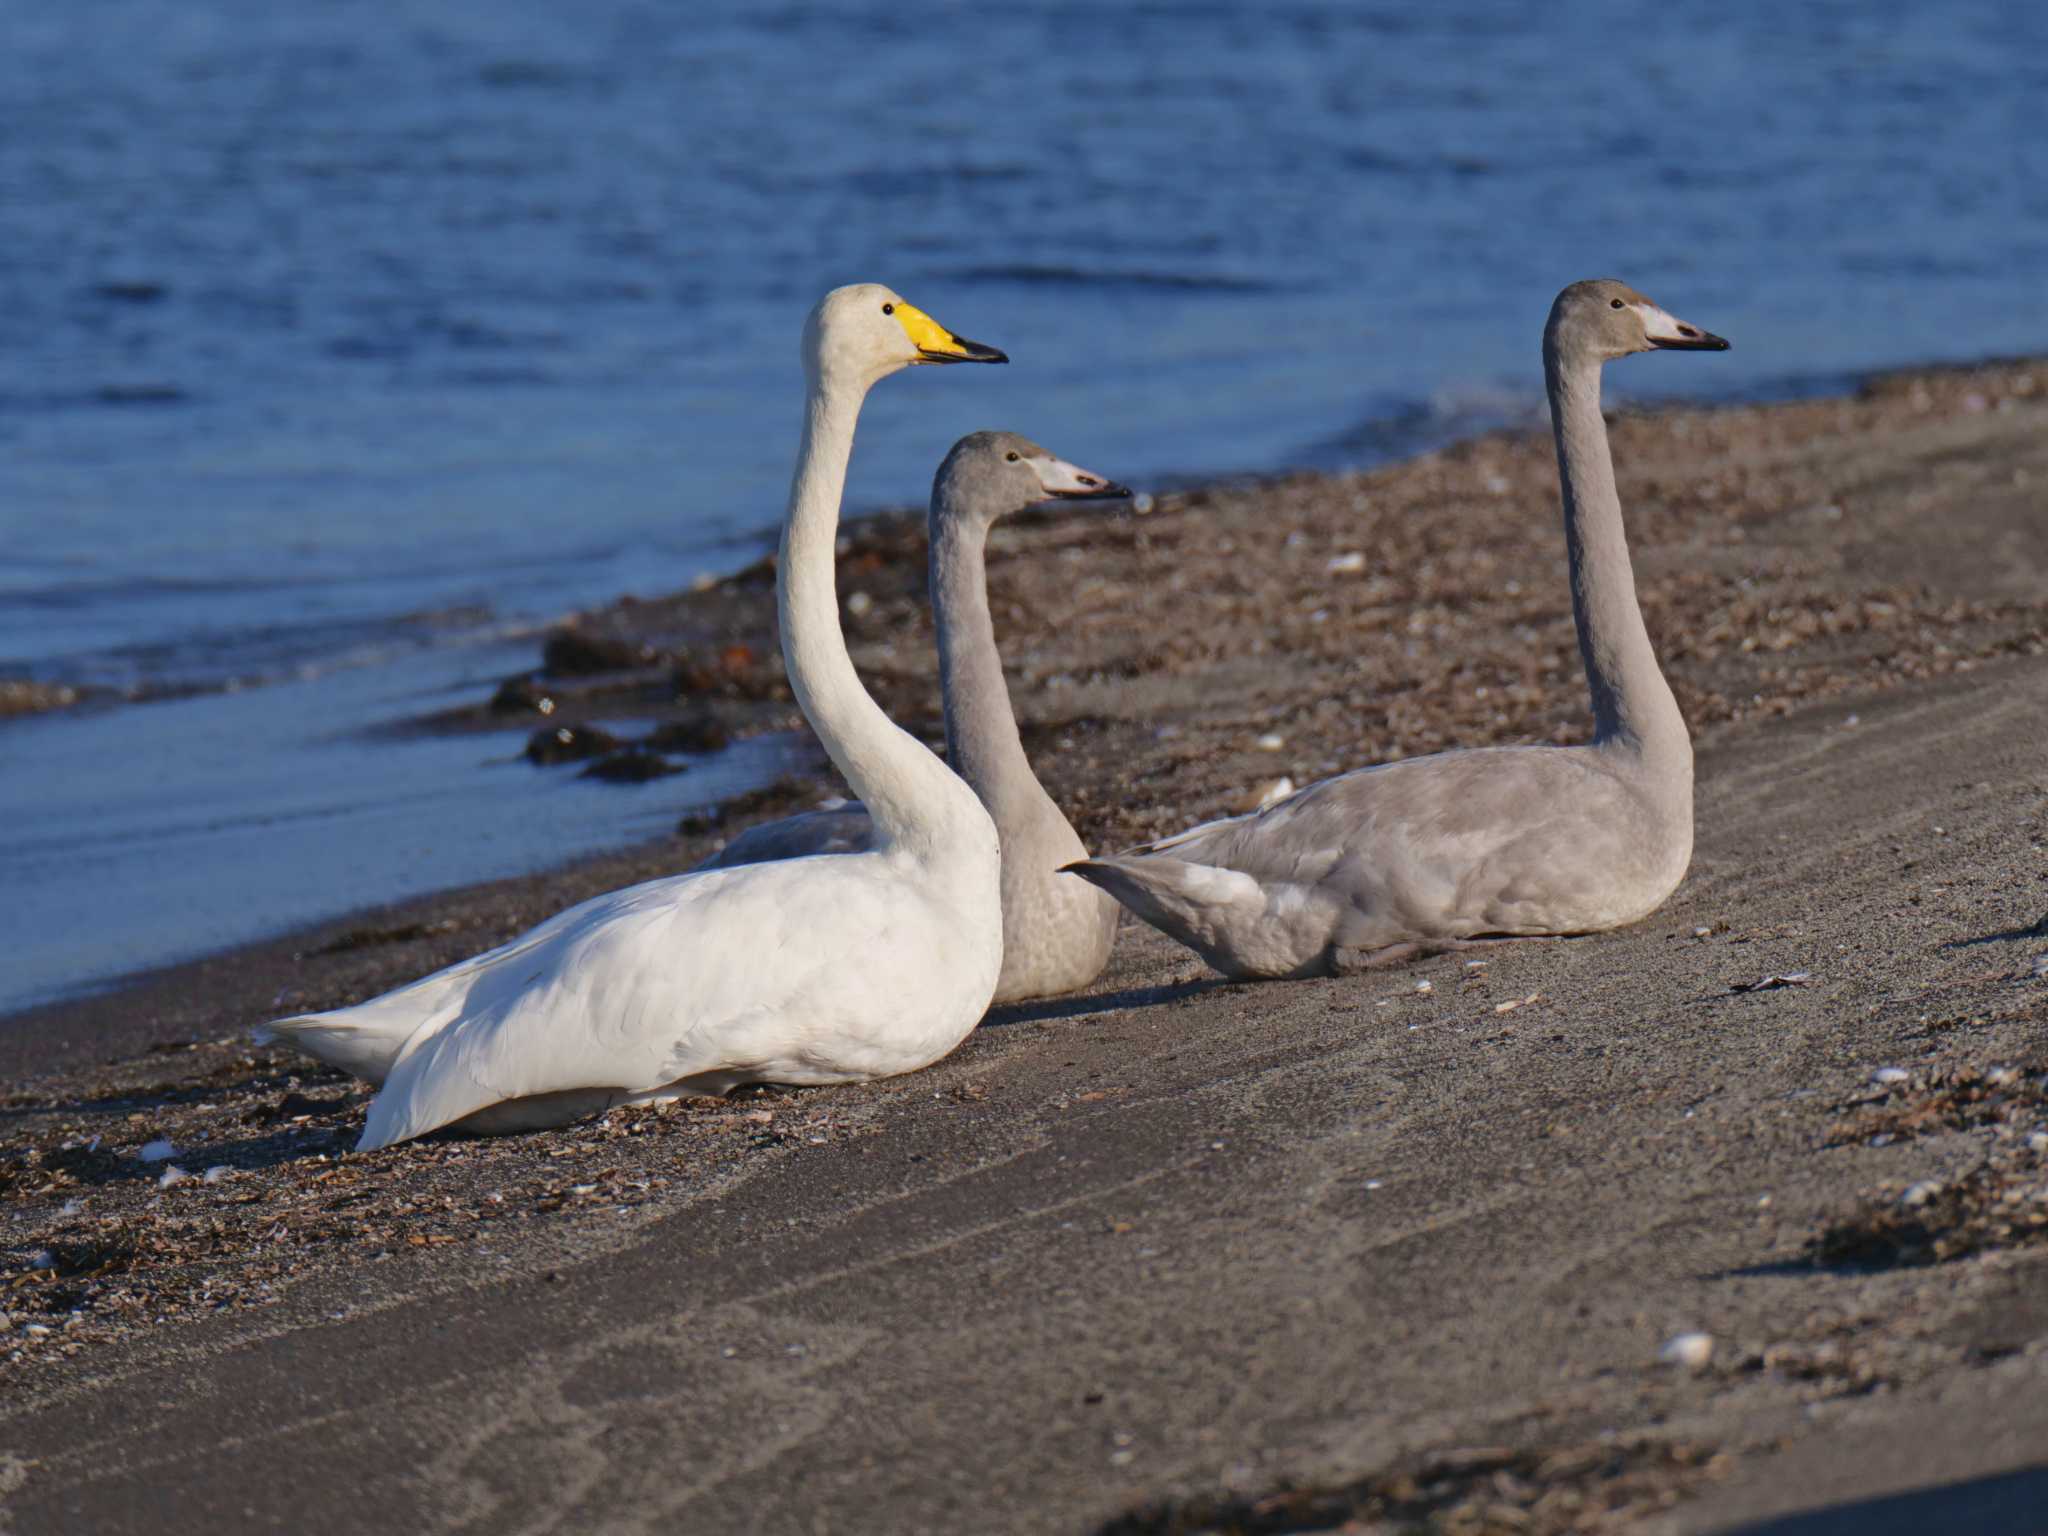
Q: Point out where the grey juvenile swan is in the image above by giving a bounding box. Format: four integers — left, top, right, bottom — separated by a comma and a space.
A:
701, 430, 1128, 1002
1066, 279, 1729, 979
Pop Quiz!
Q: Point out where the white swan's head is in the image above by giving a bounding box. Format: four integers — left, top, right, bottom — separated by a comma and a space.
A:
803, 284, 1007, 385
1548, 279, 1729, 363
933, 431, 1130, 529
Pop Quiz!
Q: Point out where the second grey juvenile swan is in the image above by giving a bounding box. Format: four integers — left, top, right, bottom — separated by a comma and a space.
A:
1066, 279, 1729, 979
700, 431, 1128, 1003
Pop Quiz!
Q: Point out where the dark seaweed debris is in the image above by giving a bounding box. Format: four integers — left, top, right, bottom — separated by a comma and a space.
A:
1099, 1437, 1728, 1536
580, 745, 686, 783
1812, 1151, 2048, 1270
3, 1059, 844, 1374
525, 723, 623, 765
1822, 1063, 2048, 1149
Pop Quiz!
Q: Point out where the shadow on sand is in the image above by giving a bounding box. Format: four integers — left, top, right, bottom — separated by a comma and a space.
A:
980, 977, 1225, 1030
1717, 1463, 2048, 1534
1941, 914, 2048, 949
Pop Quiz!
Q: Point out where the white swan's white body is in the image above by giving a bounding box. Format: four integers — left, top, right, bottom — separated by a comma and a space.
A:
265, 285, 1008, 1150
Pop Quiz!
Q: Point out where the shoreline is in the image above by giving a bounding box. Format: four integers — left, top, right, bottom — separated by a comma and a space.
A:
7, 351, 2044, 1049
3, 352, 2047, 1533
8, 343, 2043, 730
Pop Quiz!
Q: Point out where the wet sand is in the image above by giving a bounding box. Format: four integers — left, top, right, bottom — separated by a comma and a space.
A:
3, 359, 2046, 1534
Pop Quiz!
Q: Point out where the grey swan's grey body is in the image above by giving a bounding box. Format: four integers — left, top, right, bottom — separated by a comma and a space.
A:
1066, 280, 1729, 980
701, 431, 1128, 1003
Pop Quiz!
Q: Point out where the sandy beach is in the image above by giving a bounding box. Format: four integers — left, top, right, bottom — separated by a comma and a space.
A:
3, 359, 2046, 1534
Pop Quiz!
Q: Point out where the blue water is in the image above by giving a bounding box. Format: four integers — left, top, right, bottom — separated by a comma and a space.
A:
0, 660, 816, 1013
3, 0, 2046, 1016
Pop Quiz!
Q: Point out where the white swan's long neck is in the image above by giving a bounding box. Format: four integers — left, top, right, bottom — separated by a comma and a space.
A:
930, 515, 1042, 821
779, 369, 984, 853
1544, 346, 1691, 782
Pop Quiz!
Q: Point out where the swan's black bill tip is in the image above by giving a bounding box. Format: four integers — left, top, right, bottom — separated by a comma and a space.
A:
921, 338, 1008, 364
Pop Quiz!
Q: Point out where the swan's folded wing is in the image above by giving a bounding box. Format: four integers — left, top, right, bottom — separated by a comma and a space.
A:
1162, 746, 1662, 926
1145, 750, 1558, 871
355, 861, 886, 1150
261, 878, 668, 1084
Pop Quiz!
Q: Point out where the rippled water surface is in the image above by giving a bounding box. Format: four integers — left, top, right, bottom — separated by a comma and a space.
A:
3, 0, 2044, 1011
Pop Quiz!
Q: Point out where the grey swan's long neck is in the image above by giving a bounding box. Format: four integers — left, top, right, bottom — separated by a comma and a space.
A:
1543, 342, 1691, 786
929, 510, 1045, 823
778, 374, 979, 853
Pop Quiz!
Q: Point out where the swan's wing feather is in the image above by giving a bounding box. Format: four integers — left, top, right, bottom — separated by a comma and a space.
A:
356, 857, 912, 1149
262, 878, 672, 1083
1147, 746, 1666, 929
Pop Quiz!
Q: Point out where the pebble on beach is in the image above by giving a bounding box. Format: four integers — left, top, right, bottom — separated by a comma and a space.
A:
1658, 1332, 1715, 1371
1243, 777, 1295, 813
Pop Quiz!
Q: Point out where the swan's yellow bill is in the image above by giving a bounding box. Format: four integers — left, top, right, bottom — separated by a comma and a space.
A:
892, 300, 1007, 364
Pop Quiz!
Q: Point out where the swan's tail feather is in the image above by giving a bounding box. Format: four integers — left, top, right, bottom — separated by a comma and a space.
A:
260, 990, 453, 1089
1062, 856, 1268, 970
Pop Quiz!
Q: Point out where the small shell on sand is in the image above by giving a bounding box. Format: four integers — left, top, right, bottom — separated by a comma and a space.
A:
1658, 1332, 1714, 1370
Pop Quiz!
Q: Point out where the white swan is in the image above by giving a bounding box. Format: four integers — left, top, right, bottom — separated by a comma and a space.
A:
264, 285, 1010, 1149
698, 430, 1128, 1002
1067, 279, 1728, 979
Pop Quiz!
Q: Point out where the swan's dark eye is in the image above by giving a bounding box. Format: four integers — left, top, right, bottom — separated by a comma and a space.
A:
1005, 451, 1020, 462
1610, 298, 1624, 309
881, 302, 894, 315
